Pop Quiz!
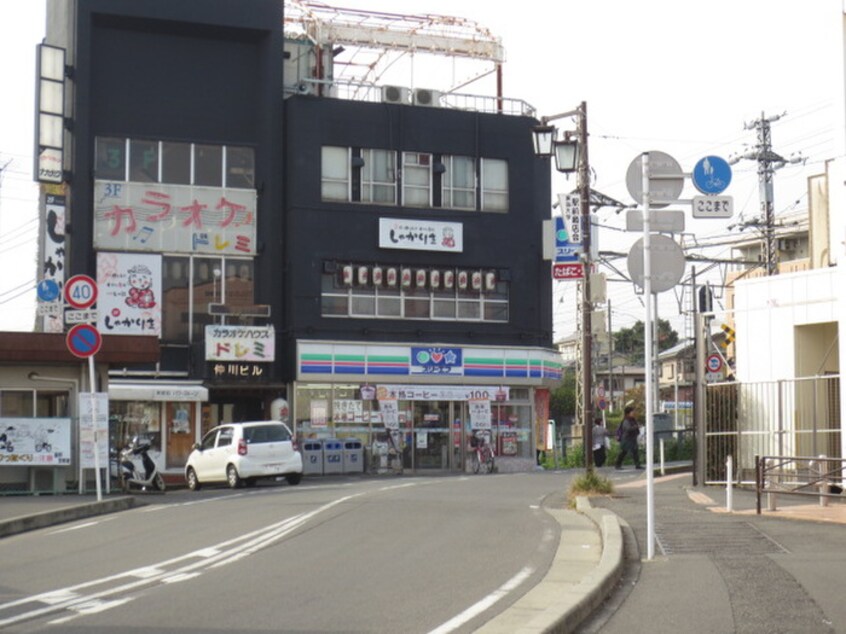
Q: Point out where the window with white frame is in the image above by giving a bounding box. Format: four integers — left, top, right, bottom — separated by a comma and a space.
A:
321, 146, 350, 201
162, 255, 255, 342
402, 152, 432, 207
442, 155, 476, 210
481, 158, 508, 212
321, 262, 508, 323
320, 146, 508, 213
95, 137, 255, 189
361, 148, 396, 204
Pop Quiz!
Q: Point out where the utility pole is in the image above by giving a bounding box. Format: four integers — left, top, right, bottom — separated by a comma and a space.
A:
729, 111, 802, 276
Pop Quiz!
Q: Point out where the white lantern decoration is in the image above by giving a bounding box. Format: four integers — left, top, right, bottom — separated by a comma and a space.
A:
485, 271, 496, 291
401, 268, 413, 288
471, 271, 482, 290
415, 269, 427, 287
372, 266, 383, 286
357, 265, 369, 286
430, 270, 441, 289
457, 270, 468, 290
342, 265, 353, 286
443, 270, 455, 289
386, 267, 398, 287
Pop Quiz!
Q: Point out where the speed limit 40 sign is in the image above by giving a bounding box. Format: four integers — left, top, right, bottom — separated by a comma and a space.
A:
64, 274, 98, 309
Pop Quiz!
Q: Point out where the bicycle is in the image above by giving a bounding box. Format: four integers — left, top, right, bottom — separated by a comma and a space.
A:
472, 435, 495, 474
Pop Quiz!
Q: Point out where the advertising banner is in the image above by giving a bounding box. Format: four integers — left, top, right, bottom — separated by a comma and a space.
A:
0, 418, 71, 466
97, 252, 162, 336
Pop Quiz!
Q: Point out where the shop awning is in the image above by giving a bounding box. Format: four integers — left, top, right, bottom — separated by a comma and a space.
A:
108, 382, 209, 402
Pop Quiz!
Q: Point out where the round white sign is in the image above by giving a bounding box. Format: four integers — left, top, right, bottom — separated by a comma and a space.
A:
627, 235, 686, 293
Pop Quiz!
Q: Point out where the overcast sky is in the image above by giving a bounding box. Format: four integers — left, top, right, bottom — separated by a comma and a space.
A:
0, 1, 841, 343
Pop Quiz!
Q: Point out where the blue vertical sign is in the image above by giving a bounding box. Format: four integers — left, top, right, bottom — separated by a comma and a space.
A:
555, 216, 581, 262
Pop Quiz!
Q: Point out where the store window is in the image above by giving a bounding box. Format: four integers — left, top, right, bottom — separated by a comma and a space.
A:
161, 256, 255, 343
109, 401, 162, 453
95, 137, 255, 190
161, 141, 191, 184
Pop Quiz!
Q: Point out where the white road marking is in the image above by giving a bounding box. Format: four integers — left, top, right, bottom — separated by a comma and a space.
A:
0, 493, 365, 628
427, 566, 534, 634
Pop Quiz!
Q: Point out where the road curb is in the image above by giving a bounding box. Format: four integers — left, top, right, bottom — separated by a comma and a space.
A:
524, 498, 624, 633
0, 496, 141, 539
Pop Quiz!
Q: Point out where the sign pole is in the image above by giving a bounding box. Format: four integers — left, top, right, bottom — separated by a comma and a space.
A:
641, 152, 656, 561
88, 355, 102, 502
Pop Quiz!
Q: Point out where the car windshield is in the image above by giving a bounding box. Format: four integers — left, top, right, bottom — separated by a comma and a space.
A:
244, 425, 290, 444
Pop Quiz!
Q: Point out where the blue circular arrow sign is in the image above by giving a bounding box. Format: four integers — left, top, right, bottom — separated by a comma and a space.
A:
66, 323, 102, 359
692, 156, 732, 195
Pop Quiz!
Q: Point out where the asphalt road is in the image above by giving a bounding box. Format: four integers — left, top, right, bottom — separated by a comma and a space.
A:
0, 472, 575, 633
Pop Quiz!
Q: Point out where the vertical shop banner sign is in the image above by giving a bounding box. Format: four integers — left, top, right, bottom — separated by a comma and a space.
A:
468, 398, 492, 430
0, 418, 71, 466
310, 400, 328, 428
534, 388, 550, 452
93, 181, 257, 255
205, 325, 275, 362
41, 193, 66, 333
378, 398, 399, 430
97, 252, 162, 336
79, 392, 109, 469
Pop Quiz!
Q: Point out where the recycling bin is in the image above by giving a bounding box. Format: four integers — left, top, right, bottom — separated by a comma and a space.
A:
342, 438, 364, 473
322, 438, 344, 474
301, 440, 324, 475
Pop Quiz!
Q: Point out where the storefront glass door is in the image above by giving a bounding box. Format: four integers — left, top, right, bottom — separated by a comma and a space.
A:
412, 401, 450, 470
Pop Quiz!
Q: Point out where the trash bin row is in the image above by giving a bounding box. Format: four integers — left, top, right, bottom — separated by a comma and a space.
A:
301, 438, 364, 475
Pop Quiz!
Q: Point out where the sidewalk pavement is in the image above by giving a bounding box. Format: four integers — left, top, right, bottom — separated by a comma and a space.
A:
482, 465, 846, 634
3, 470, 846, 633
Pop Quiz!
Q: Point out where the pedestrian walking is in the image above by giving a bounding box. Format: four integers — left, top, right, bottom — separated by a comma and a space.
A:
592, 417, 608, 467
615, 406, 642, 470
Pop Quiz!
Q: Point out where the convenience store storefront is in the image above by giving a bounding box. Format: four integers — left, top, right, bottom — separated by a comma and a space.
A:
293, 341, 562, 473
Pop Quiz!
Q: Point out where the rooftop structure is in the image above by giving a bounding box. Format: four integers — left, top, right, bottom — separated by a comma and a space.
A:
283, 1, 533, 116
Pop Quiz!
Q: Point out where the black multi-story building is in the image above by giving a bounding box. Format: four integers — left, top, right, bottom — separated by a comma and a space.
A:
38, 0, 561, 477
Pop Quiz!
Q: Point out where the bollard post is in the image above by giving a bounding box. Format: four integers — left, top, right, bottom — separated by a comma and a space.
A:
660, 438, 665, 476
726, 454, 733, 512
766, 458, 777, 511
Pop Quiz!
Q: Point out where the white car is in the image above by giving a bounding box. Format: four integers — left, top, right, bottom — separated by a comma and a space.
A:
185, 421, 303, 490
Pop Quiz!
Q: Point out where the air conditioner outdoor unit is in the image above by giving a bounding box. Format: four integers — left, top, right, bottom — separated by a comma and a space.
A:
413, 88, 442, 107
381, 85, 410, 105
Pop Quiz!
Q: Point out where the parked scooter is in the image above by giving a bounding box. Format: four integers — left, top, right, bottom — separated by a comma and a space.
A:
119, 436, 165, 492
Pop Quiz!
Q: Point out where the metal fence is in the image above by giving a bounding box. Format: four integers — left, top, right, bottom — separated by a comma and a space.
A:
704, 375, 841, 485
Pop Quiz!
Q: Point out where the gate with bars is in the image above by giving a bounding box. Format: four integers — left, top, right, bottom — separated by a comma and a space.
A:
703, 375, 841, 485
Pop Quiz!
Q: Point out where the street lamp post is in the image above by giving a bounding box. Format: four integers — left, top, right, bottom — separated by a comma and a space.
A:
533, 101, 593, 471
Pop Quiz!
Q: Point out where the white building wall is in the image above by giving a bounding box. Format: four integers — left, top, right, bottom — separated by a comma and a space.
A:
734, 267, 838, 382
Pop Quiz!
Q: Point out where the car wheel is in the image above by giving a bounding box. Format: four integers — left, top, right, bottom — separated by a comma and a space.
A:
286, 472, 302, 485
186, 467, 201, 491
227, 464, 243, 489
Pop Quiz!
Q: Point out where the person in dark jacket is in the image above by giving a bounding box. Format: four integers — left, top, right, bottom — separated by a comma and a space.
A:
615, 406, 642, 469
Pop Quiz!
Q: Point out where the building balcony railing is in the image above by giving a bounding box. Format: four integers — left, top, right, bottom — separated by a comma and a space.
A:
285, 78, 537, 118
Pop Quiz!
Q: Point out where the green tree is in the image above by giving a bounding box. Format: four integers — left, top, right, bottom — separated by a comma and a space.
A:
613, 319, 679, 365
549, 368, 576, 422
